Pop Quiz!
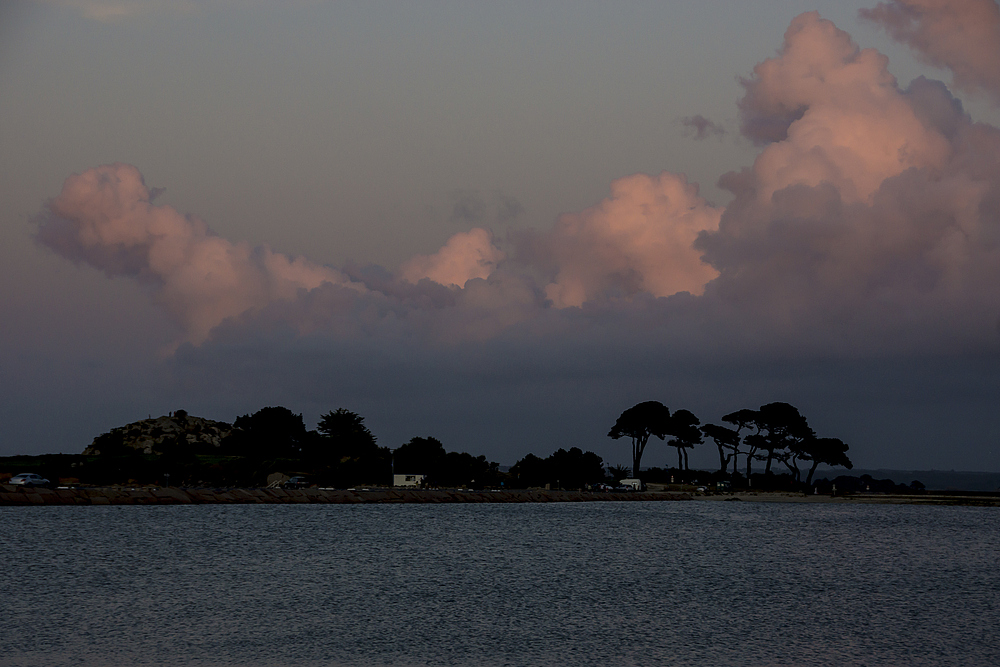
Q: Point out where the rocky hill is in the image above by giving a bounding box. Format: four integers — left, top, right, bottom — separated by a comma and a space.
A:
84, 411, 233, 455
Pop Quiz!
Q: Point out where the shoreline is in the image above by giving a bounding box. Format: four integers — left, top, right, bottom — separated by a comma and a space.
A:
0, 485, 690, 506
692, 491, 1000, 507
2, 485, 997, 507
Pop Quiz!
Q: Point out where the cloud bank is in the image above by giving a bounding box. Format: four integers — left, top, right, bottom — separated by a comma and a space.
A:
37, 11, 1000, 361
26, 7, 1000, 469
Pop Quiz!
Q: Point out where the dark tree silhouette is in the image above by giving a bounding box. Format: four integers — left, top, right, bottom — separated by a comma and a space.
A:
667, 409, 702, 471
309, 408, 385, 485
608, 401, 672, 478
317, 409, 376, 445
313, 408, 379, 460
510, 453, 549, 488
435, 451, 496, 488
701, 423, 741, 473
547, 447, 606, 489
510, 447, 605, 489
722, 408, 760, 477
393, 436, 498, 488
755, 402, 814, 475
800, 437, 853, 485
227, 406, 308, 457
394, 436, 446, 475
743, 433, 766, 478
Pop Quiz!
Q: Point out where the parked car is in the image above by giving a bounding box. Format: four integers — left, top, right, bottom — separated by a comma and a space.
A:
283, 476, 309, 490
9, 473, 51, 488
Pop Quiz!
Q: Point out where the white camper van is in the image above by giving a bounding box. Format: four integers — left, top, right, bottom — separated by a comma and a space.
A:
393, 474, 425, 488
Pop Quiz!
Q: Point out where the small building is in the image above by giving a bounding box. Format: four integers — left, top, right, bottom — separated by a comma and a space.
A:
393, 474, 425, 488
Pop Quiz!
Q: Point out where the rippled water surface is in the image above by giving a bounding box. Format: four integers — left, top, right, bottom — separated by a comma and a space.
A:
2, 501, 998, 666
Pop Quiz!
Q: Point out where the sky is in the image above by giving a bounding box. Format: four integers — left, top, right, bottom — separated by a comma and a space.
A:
2, 0, 1000, 471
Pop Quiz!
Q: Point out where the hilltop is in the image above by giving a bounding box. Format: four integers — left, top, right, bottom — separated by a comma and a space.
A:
83, 410, 232, 456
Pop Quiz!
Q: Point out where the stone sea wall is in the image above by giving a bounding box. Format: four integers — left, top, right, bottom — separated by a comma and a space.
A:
0, 485, 691, 506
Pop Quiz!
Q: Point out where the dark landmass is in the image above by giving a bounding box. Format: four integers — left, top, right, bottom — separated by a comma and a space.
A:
815, 468, 1000, 493
696, 491, 1000, 507
4, 406, 995, 496
0, 485, 690, 506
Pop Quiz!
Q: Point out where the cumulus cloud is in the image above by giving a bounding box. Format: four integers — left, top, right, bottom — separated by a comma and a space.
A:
537, 172, 722, 307
861, 0, 1000, 104
35, 11, 1000, 361
681, 115, 727, 140
29, 8, 1000, 469
36, 163, 357, 345
738, 12, 952, 203
398, 228, 505, 288
701, 12, 1000, 354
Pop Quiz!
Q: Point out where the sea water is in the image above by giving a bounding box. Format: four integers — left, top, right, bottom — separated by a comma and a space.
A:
1, 501, 997, 666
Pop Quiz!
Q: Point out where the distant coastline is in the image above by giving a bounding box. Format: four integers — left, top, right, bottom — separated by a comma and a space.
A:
0, 486, 691, 506
2, 485, 999, 507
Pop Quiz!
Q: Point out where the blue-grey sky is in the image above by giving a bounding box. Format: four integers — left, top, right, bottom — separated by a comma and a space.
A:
2, 0, 1000, 471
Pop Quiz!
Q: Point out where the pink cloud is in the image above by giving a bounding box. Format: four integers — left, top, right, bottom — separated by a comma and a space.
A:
37, 163, 357, 345
740, 12, 952, 203
861, 0, 1000, 104
399, 228, 505, 288
34, 11, 1000, 358
539, 172, 722, 308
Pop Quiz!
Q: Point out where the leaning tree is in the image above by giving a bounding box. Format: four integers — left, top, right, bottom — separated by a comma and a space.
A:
701, 423, 741, 473
608, 401, 672, 478
667, 409, 702, 471
722, 408, 760, 477
800, 437, 853, 486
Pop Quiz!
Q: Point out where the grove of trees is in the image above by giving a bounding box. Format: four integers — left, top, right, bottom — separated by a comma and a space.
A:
609, 400, 854, 489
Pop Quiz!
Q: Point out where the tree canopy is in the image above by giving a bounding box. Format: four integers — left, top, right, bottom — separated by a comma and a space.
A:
701, 423, 740, 473
393, 436, 446, 475
226, 406, 308, 457
667, 409, 702, 471
608, 401, 672, 477
511, 447, 605, 489
799, 437, 853, 485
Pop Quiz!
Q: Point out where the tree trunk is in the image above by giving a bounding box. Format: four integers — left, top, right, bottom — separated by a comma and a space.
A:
682, 448, 689, 471
633, 433, 649, 478
781, 455, 799, 481
806, 461, 820, 486
632, 437, 639, 478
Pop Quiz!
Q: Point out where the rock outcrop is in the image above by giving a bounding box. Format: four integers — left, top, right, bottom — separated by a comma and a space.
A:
83, 411, 232, 455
